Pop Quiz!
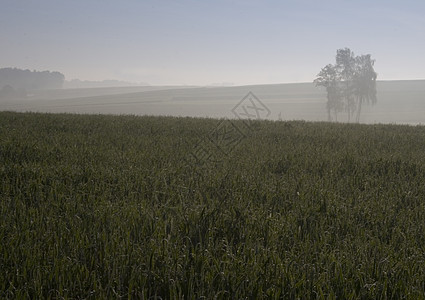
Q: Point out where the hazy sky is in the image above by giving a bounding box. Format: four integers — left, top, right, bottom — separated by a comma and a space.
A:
1, 0, 424, 85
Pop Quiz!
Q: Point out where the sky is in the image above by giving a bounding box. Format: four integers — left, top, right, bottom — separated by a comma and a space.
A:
1, 0, 425, 86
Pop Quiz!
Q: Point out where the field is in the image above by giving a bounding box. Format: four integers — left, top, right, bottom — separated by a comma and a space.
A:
2, 111, 425, 298
1, 80, 425, 124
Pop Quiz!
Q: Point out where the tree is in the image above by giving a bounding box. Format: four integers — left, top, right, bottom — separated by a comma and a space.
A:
315, 48, 377, 122
314, 64, 343, 121
335, 48, 356, 121
352, 54, 377, 122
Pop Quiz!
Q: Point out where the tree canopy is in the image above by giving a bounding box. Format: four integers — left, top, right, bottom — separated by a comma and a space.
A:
314, 48, 377, 122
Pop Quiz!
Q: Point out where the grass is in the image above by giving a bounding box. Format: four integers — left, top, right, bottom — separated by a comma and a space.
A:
1, 111, 425, 298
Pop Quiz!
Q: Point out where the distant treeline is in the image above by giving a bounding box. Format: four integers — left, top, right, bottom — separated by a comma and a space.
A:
0, 68, 65, 98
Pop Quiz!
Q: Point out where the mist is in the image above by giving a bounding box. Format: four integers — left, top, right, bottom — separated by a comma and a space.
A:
1, 0, 425, 124
0, 74, 424, 125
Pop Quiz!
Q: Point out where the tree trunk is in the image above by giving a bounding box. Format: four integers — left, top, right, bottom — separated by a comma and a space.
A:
347, 106, 351, 123
356, 97, 363, 123
327, 106, 331, 122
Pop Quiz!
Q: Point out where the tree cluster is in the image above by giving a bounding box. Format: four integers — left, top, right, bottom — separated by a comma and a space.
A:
0, 68, 65, 98
314, 48, 377, 122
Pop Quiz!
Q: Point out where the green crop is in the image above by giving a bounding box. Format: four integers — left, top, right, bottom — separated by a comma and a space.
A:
1, 111, 425, 298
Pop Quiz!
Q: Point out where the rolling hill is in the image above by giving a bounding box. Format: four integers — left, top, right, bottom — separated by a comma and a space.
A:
1, 80, 424, 124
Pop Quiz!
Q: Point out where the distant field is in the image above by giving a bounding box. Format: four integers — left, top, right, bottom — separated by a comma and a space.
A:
1, 80, 425, 124
26, 85, 198, 101
2, 112, 425, 298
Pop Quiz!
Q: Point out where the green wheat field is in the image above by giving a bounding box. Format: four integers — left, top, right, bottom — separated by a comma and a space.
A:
2, 111, 425, 298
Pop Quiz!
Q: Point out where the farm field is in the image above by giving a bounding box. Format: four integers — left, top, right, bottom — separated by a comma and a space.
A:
1, 80, 425, 124
2, 111, 425, 298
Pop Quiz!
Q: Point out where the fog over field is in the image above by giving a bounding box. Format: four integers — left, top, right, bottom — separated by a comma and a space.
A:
2, 1, 425, 124
1, 80, 425, 125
